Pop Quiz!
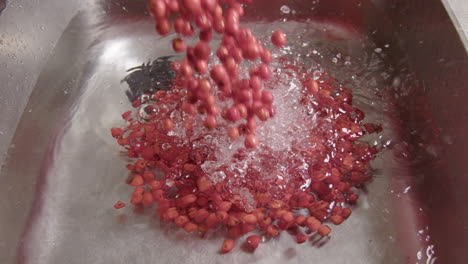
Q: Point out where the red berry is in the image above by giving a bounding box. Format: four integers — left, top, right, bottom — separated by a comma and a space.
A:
172, 38, 186, 52
210, 65, 229, 85
174, 18, 185, 34
330, 215, 344, 225
261, 90, 274, 104
165, 207, 179, 220
148, 180, 162, 190
133, 187, 144, 196
162, 118, 174, 132
199, 30, 212, 41
121, 110, 132, 120
232, 2, 244, 16
129, 175, 144, 186
195, 60, 208, 74
295, 215, 306, 226
266, 225, 279, 237
182, 64, 194, 78
142, 171, 155, 182
182, 0, 202, 14
175, 215, 189, 227
177, 194, 197, 207
257, 64, 271, 79
247, 118, 256, 131
182, 21, 194, 36
296, 233, 309, 244
221, 239, 235, 253
156, 18, 171, 35
195, 13, 212, 31
306, 79, 319, 94
216, 211, 228, 222
218, 201, 232, 211
255, 107, 270, 121
166, 0, 179, 12
249, 75, 262, 90
237, 103, 248, 118
204, 115, 217, 129
261, 49, 272, 63
114, 201, 126, 209
205, 94, 216, 105
194, 41, 211, 60
206, 213, 219, 228
142, 192, 155, 206
305, 216, 321, 232
243, 214, 257, 225
223, 56, 237, 73
149, 0, 167, 19
242, 39, 260, 60
213, 16, 225, 33
318, 225, 332, 237
130, 193, 143, 205
244, 134, 259, 148
197, 176, 213, 192
280, 211, 294, 224
225, 8, 240, 35
194, 208, 209, 223
341, 208, 352, 219
216, 46, 229, 61
231, 47, 243, 63
201, 0, 216, 11
184, 222, 198, 233
228, 106, 241, 122
110, 127, 123, 138
271, 30, 287, 47
246, 235, 261, 249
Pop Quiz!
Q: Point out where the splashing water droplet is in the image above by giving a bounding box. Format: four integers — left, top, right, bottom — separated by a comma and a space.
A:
280, 5, 291, 14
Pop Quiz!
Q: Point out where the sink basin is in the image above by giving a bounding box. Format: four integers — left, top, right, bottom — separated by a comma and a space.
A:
0, 0, 467, 263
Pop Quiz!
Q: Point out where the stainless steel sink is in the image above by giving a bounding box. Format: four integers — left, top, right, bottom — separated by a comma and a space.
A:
0, 0, 467, 263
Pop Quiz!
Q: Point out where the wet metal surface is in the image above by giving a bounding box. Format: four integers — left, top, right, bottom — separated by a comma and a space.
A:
0, 0, 467, 263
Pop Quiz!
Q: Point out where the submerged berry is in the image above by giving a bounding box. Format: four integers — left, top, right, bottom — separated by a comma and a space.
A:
246, 235, 261, 249
221, 239, 235, 253
113, 201, 126, 209
109, 0, 383, 254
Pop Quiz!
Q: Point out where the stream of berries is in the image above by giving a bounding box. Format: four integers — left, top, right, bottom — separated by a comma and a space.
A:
111, 0, 382, 253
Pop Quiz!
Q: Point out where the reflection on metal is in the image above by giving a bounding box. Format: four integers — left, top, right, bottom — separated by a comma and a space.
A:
123, 56, 175, 102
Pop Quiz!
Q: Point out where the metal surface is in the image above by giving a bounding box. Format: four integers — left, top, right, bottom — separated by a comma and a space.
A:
0, 0, 467, 263
445, 0, 468, 48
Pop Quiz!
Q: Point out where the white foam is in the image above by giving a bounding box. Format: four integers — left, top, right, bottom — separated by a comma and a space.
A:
185, 65, 319, 198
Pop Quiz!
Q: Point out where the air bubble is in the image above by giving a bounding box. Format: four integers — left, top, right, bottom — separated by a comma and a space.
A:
280, 5, 291, 14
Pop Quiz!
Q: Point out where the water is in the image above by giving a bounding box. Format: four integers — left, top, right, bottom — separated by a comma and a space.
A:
6, 13, 435, 264
118, 20, 394, 213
